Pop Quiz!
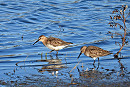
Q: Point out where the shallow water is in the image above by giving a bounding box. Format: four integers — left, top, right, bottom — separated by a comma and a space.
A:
0, 0, 130, 86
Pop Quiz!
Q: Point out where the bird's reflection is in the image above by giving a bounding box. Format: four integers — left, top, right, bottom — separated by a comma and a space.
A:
77, 66, 102, 79
38, 55, 65, 77
75, 58, 127, 81
93, 62, 99, 69
68, 66, 104, 85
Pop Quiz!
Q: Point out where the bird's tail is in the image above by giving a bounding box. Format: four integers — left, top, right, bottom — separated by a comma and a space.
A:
109, 51, 113, 54
67, 42, 73, 44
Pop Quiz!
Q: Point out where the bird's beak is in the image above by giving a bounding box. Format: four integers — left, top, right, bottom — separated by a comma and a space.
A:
33, 39, 39, 45
77, 52, 82, 59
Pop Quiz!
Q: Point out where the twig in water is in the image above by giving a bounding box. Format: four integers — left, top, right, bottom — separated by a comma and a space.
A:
69, 60, 81, 73
15, 56, 28, 66
82, 63, 84, 68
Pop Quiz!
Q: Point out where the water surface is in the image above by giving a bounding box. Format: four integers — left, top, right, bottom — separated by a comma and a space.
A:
0, 0, 130, 86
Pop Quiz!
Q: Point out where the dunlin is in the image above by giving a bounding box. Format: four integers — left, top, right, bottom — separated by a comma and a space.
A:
33, 35, 73, 54
78, 46, 112, 64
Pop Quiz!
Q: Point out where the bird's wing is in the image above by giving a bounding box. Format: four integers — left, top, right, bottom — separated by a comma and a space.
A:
47, 37, 67, 47
87, 46, 108, 58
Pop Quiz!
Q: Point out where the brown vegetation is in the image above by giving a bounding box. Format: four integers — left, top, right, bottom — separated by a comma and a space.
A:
108, 5, 129, 58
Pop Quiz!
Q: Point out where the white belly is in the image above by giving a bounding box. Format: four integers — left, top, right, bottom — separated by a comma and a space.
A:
46, 44, 67, 51
85, 53, 97, 60
93, 57, 97, 60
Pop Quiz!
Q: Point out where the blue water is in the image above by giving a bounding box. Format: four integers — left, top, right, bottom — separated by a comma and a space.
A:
0, 0, 130, 86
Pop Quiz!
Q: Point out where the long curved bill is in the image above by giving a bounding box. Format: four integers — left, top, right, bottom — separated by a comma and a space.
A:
77, 52, 82, 59
33, 39, 39, 45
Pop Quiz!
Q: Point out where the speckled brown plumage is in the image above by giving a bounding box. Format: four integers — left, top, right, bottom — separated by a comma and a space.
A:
78, 46, 112, 64
33, 35, 73, 54
84, 46, 112, 58
46, 37, 72, 47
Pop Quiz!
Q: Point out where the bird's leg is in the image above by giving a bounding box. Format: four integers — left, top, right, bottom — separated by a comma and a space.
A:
97, 61, 99, 69
56, 51, 58, 54
93, 60, 95, 65
93, 63, 96, 69
49, 50, 54, 53
56, 51, 58, 56
98, 58, 100, 64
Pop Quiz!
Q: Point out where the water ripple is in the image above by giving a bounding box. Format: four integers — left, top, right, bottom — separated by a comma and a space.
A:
0, 0, 130, 86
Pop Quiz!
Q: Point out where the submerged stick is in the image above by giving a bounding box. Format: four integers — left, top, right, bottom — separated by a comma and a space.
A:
15, 56, 28, 66
69, 60, 81, 73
